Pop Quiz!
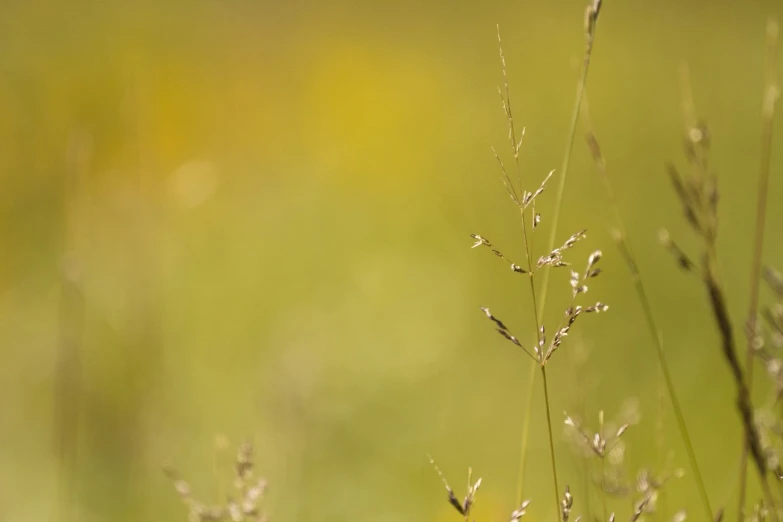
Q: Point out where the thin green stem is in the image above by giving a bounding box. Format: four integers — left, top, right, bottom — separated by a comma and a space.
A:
654, 306, 714, 519
626, 230, 713, 521
520, 211, 541, 329
541, 366, 561, 521
515, 361, 538, 506
738, 18, 779, 520
538, 15, 597, 314
512, 203, 543, 508
583, 446, 593, 519
511, 192, 542, 507
601, 455, 608, 522
657, 366, 669, 521
584, 125, 714, 520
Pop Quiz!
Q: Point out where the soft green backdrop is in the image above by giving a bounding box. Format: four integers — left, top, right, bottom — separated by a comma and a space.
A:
1, 0, 782, 520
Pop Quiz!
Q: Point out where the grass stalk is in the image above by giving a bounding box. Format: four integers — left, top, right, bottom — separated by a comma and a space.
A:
737, 18, 779, 520
514, 3, 603, 513
495, 23, 547, 509
705, 268, 779, 520
515, 363, 538, 507
537, 0, 601, 311
583, 128, 714, 520
665, 62, 779, 518
541, 366, 561, 519
601, 431, 608, 522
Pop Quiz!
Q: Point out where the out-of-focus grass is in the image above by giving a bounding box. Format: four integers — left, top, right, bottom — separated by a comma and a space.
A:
0, 0, 782, 521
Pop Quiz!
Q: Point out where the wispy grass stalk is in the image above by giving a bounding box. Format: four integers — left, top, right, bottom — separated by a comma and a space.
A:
662, 65, 778, 520
494, 23, 551, 515
538, 0, 602, 312
582, 120, 714, 519
514, 1, 604, 513
737, 17, 780, 519
166, 441, 269, 521
563, 409, 631, 520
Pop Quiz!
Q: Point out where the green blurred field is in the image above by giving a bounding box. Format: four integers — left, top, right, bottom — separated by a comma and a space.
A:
1, 0, 782, 520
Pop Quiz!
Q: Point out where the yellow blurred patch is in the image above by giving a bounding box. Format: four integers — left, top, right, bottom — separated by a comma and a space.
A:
305, 39, 443, 186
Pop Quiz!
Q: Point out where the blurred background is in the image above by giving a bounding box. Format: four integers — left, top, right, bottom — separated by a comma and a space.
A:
1, 0, 782, 520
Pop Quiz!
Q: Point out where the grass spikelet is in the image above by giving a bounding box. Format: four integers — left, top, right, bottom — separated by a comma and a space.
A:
165, 441, 268, 522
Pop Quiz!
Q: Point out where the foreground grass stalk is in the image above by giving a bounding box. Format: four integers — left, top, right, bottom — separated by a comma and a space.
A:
584, 131, 714, 520
515, 2, 603, 511
737, 18, 779, 520
495, 24, 547, 510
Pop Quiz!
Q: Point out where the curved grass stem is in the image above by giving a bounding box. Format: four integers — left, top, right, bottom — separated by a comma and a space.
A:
737, 17, 779, 520
583, 127, 714, 520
